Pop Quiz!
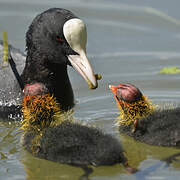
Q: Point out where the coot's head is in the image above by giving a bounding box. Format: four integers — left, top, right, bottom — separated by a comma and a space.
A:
26, 8, 98, 89
109, 83, 155, 126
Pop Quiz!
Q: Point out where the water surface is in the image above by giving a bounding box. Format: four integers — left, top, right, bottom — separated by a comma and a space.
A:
0, 0, 180, 179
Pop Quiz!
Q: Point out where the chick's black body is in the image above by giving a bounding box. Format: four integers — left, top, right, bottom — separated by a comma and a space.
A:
22, 121, 126, 166
120, 107, 180, 147
110, 83, 180, 148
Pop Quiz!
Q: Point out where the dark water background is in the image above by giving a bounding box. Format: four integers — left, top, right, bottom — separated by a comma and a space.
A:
0, 0, 180, 179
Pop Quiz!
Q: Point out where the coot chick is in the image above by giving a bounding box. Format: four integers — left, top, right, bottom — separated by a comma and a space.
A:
21, 83, 136, 174
0, 8, 100, 119
109, 83, 180, 147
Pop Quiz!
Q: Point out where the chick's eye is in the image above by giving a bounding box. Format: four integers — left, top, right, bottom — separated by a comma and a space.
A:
56, 36, 63, 42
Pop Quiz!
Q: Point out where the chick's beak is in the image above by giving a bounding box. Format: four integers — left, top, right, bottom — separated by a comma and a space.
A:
109, 85, 118, 96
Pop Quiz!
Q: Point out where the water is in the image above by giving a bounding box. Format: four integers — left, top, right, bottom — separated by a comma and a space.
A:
0, 0, 180, 179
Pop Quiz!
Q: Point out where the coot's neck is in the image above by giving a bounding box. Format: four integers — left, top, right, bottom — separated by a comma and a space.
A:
21, 55, 74, 111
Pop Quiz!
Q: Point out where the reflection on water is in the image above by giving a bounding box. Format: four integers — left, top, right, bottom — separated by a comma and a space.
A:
21, 151, 127, 180
0, 121, 25, 180
0, 0, 180, 179
121, 134, 180, 168
22, 153, 85, 180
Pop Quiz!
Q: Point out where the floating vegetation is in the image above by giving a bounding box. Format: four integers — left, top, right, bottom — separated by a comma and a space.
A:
160, 66, 180, 74
88, 73, 102, 89
2, 32, 9, 68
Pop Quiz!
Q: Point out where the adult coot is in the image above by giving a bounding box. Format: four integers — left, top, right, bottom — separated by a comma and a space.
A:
109, 83, 180, 147
21, 83, 136, 177
0, 8, 99, 119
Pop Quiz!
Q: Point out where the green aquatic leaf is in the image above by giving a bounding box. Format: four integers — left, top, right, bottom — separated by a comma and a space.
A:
2, 32, 9, 68
160, 66, 180, 74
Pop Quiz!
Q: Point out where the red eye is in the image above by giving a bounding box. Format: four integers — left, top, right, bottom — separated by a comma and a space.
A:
56, 36, 63, 42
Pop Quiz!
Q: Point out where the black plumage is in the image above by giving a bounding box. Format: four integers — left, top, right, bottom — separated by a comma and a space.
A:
120, 107, 180, 147
21, 83, 136, 175
22, 121, 127, 166
110, 83, 180, 147
0, 8, 98, 119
